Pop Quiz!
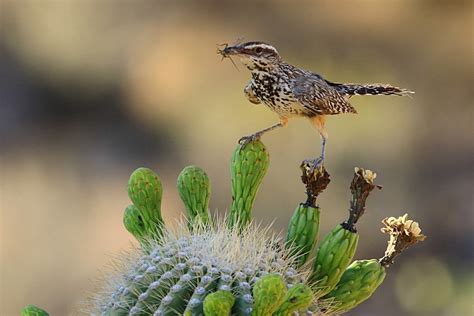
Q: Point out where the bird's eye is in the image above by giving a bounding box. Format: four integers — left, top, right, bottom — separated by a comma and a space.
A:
255, 47, 263, 54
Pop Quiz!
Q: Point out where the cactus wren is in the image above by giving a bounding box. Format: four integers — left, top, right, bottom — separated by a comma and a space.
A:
219, 41, 412, 164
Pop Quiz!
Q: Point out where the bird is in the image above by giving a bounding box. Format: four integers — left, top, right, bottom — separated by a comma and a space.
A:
218, 41, 413, 166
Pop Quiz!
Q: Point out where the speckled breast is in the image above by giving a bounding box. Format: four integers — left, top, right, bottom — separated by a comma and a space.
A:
251, 72, 303, 116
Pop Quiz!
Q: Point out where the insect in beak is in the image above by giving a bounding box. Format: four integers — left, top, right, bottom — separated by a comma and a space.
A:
217, 43, 240, 72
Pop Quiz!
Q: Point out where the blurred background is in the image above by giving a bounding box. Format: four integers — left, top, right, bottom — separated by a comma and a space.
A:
1, 1, 472, 315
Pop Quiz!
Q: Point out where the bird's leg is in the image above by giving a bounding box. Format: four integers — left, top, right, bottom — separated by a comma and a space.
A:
305, 115, 328, 170
239, 117, 288, 147
320, 133, 327, 161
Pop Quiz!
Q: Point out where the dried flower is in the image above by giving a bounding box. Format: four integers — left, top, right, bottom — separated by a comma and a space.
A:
343, 167, 381, 232
300, 160, 331, 207
379, 214, 426, 267
354, 167, 377, 183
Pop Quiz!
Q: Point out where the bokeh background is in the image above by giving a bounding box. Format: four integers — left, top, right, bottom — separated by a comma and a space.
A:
1, 1, 473, 315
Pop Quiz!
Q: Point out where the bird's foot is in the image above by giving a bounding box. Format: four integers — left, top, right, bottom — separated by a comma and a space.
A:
238, 133, 261, 148
302, 156, 325, 173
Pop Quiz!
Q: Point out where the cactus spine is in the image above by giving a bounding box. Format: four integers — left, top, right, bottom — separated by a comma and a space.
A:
97, 227, 306, 316
227, 140, 269, 230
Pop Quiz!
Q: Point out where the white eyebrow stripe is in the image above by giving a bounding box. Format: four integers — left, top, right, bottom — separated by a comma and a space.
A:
245, 44, 278, 53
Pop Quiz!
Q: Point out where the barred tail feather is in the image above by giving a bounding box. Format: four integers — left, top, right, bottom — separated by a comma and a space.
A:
336, 83, 414, 97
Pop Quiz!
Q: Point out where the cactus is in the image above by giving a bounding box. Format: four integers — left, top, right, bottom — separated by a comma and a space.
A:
227, 140, 269, 230
25, 139, 425, 315
203, 290, 235, 315
251, 273, 288, 315
95, 222, 307, 316
274, 284, 314, 316
285, 162, 330, 268
322, 214, 426, 314
322, 259, 386, 314
309, 224, 359, 296
285, 204, 320, 268
21, 305, 49, 316
126, 168, 165, 241
123, 204, 147, 245
309, 167, 380, 297
177, 166, 212, 227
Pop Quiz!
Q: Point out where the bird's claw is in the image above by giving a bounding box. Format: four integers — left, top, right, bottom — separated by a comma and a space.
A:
238, 134, 261, 148
302, 156, 325, 173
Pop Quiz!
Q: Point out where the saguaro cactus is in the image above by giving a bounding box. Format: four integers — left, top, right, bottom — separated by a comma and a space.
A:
285, 162, 330, 268
24, 140, 425, 316
322, 214, 426, 314
203, 291, 235, 316
251, 273, 288, 315
227, 140, 270, 230
177, 165, 212, 227
274, 284, 314, 316
309, 167, 380, 297
126, 168, 165, 243
21, 305, 49, 316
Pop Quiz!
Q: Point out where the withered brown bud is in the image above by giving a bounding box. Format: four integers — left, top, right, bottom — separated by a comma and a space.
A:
342, 167, 382, 232
300, 160, 331, 207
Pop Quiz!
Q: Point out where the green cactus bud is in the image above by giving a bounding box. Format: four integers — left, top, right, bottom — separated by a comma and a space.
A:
273, 284, 313, 316
227, 140, 269, 230
309, 224, 359, 297
203, 290, 235, 316
123, 204, 147, 244
322, 259, 386, 314
21, 305, 49, 316
127, 167, 164, 239
286, 204, 320, 267
177, 165, 212, 227
251, 273, 287, 316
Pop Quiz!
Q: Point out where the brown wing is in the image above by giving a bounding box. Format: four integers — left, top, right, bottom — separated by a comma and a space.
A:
292, 75, 357, 115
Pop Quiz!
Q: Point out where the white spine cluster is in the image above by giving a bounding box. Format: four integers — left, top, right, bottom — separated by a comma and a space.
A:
89, 222, 310, 315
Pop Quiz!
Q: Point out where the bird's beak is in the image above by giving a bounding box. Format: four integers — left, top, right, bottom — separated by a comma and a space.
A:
218, 45, 245, 57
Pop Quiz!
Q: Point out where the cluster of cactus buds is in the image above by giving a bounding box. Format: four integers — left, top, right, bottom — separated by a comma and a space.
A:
308, 167, 380, 297
23, 140, 425, 315
320, 213, 426, 314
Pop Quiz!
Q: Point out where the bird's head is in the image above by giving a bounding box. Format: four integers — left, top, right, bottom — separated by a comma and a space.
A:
219, 41, 282, 71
